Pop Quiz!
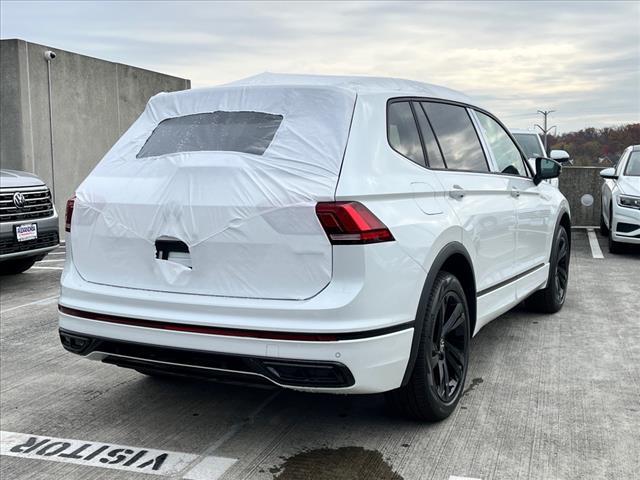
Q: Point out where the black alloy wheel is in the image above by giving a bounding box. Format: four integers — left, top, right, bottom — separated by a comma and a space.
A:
526, 225, 570, 313
429, 291, 467, 403
554, 234, 569, 304
386, 271, 470, 421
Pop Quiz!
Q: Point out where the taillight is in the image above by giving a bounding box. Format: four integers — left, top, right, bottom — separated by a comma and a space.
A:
315, 201, 394, 245
65, 195, 76, 232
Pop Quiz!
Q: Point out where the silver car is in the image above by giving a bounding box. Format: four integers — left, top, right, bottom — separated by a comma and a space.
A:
0, 169, 59, 274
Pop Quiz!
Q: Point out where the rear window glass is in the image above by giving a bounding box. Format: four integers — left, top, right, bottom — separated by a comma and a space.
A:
137, 111, 283, 158
413, 103, 446, 169
387, 102, 425, 166
421, 102, 488, 172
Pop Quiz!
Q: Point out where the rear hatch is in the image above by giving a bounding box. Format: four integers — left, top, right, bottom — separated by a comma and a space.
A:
71, 85, 356, 300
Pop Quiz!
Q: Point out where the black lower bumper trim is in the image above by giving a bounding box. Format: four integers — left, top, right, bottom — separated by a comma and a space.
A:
59, 329, 355, 388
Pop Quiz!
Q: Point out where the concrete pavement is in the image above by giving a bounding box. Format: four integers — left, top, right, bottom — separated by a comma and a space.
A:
1, 232, 639, 480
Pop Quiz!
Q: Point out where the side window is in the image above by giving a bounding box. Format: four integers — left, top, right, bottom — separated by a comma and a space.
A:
421, 102, 488, 171
413, 102, 446, 169
475, 112, 528, 176
387, 102, 425, 166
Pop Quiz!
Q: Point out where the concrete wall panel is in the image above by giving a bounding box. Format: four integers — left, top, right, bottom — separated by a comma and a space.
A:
0, 39, 190, 234
558, 167, 604, 227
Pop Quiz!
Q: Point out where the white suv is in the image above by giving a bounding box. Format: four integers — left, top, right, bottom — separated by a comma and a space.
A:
59, 74, 571, 420
600, 145, 640, 252
510, 129, 572, 187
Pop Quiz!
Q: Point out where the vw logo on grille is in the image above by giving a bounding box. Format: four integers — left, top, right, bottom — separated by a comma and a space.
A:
13, 192, 26, 209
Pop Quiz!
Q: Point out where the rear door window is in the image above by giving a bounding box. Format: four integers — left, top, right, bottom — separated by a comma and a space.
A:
387, 101, 425, 166
413, 103, 446, 169
137, 111, 283, 158
421, 102, 488, 172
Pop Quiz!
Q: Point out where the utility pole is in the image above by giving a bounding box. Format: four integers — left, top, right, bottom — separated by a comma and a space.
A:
535, 110, 556, 155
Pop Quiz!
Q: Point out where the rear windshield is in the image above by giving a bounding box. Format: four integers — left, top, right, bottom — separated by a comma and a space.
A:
137, 111, 283, 158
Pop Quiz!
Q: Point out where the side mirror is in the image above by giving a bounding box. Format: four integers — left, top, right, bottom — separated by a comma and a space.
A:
599, 167, 618, 180
550, 149, 572, 163
534, 157, 562, 185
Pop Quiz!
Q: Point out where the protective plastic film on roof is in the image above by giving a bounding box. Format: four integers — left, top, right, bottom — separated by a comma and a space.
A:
71, 83, 356, 300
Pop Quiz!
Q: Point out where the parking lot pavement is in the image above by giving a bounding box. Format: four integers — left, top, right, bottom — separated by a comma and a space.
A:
1, 232, 638, 480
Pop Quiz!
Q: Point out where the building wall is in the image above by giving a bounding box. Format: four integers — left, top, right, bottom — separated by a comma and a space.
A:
0, 39, 190, 232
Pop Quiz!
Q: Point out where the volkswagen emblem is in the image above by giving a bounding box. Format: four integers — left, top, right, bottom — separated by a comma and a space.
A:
13, 192, 25, 209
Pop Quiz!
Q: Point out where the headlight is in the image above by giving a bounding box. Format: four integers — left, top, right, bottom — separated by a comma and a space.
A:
617, 195, 640, 210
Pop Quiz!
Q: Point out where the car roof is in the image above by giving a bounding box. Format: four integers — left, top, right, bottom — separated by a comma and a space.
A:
188, 72, 479, 107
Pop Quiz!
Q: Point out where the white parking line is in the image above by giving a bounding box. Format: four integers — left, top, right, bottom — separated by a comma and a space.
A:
36, 259, 65, 263
0, 295, 59, 314
0, 431, 236, 479
31, 266, 64, 270
587, 228, 604, 259
47, 252, 66, 256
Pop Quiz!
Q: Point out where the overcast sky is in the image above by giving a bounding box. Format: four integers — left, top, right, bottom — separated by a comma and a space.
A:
2, 1, 638, 133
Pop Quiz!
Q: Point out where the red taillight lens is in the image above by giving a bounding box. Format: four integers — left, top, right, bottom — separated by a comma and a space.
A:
315, 201, 394, 245
65, 195, 76, 232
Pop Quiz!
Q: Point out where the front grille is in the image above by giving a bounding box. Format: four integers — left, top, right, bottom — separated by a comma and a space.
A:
0, 186, 54, 223
0, 231, 59, 255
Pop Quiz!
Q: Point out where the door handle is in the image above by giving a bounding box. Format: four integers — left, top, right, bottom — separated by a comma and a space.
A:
449, 185, 465, 200
510, 187, 520, 198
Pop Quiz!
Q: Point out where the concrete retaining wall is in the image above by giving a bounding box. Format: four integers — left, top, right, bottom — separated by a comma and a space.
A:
0, 39, 190, 232
558, 166, 605, 227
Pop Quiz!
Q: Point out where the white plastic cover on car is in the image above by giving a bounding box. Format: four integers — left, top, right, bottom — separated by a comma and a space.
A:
72, 81, 356, 300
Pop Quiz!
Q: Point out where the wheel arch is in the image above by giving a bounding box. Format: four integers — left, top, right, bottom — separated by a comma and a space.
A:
558, 209, 572, 251
400, 242, 476, 386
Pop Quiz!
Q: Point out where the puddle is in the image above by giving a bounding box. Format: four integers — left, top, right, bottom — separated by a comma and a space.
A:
462, 377, 484, 396
272, 446, 403, 480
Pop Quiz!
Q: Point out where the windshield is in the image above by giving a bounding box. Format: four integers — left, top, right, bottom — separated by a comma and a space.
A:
625, 151, 640, 176
513, 133, 544, 158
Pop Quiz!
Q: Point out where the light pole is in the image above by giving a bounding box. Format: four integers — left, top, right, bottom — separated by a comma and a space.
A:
44, 50, 57, 202
535, 110, 556, 155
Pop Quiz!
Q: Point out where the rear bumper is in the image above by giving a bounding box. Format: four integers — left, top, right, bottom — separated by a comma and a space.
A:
58, 309, 413, 393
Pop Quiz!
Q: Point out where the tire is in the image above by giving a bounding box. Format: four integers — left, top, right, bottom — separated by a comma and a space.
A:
0, 257, 37, 275
608, 204, 623, 254
527, 225, 570, 313
386, 271, 469, 421
608, 231, 623, 254
600, 211, 609, 236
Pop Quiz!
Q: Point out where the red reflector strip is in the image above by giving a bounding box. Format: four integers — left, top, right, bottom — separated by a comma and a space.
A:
315, 201, 394, 245
58, 305, 339, 341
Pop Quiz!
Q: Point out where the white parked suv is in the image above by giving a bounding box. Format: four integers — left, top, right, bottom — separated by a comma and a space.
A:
600, 145, 640, 252
58, 74, 571, 420
510, 129, 572, 187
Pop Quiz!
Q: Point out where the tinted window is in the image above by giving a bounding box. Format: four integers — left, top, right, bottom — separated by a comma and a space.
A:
422, 102, 488, 171
137, 111, 283, 158
477, 112, 528, 176
513, 133, 544, 158
387, 102, 425, 166
625, 151, 640, 176
414, 103, 446, 169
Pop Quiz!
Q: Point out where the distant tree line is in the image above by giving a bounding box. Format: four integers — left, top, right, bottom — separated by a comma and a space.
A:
547, 123, 640, 166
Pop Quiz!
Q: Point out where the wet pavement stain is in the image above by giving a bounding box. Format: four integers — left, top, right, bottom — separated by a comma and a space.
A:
272, 446, 404, 480
462, 377, 484, 396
